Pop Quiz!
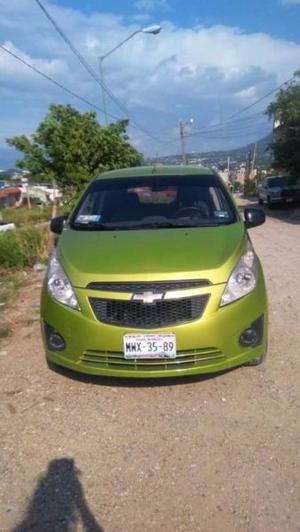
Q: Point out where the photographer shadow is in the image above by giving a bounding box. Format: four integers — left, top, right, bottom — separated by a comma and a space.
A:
13, 458, 103, 532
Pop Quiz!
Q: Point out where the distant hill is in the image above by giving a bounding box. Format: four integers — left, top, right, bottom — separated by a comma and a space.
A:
1, 133, 274, 172
201, 133, 273, 164
149, 133, 273, 169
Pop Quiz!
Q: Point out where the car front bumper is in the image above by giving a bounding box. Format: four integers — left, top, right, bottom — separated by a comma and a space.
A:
268, 195, 283, 203
41, 273, 268, 378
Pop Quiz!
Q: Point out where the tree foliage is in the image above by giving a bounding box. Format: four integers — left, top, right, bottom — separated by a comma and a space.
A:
266, 72, 300, 180
7, 104, 143, 191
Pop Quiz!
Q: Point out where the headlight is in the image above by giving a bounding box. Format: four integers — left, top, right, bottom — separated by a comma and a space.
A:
220, 240, 258, 307
47, 251, 80, 310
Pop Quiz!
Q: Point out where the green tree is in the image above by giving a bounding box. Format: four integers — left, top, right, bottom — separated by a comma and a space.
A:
266, 72, 300, 181
7, 104, 143, 192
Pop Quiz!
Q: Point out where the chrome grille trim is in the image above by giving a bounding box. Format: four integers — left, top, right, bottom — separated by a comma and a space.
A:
81, 348, 224, 371
87, 280, 211, 292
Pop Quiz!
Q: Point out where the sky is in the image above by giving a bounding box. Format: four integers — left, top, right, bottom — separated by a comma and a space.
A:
0, 0, 300, 167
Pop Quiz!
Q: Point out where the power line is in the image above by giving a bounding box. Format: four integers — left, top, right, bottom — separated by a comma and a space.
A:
185, 76, 296, 140
0, 44, 118, 118
226, 77, 295, 121
0, 45, 168, 146
159, 111, 269, 147
162, 118, 269, 147
191, 128, 272, 141
196, 120, 270, 136
143, 111, 267, 148
34, 0, 116, 103
33, 0, 167, 145
187, 113, 267, 139
189, 111, 266, 136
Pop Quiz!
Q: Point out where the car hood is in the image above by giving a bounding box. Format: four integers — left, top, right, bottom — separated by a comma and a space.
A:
58, 222, 246, 287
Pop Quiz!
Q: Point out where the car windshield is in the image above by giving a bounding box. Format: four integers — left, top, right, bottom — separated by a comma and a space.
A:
71, 174, 237, 230
268, 177, 284, 187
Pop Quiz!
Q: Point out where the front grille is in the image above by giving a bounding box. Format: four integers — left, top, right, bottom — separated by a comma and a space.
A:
87, 280, 210, 292
89, 295, 209, 328
81, 347, 224, 371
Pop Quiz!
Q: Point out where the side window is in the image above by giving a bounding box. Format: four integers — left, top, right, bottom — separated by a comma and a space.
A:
209, 187, 229, 212
209, 187, 221, 210
77, 191, 100, 215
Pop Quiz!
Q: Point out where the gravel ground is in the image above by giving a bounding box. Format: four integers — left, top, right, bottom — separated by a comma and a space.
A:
0, 203, 299, 532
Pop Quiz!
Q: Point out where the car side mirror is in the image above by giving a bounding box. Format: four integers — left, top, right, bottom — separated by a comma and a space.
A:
50, 215, 66, 235
244, 208, 265, 229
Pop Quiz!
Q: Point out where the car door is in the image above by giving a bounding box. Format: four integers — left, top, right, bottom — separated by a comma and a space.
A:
259, 179, 267, 200
265, 178, 271, 200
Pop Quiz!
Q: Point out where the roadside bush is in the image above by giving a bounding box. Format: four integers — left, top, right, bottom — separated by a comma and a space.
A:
0, 227, 50, 269
0, 232, 24, 268
243, 179, 257, 198
233, 181, 241, 192
1, 206, 53, 227
20, 228, 42, 266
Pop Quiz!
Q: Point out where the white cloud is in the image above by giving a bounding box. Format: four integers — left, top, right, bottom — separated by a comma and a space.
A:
280, 0, 300, 4
0, 0, 299, 157
134, 0, 170, 12
0, 41, 66, 79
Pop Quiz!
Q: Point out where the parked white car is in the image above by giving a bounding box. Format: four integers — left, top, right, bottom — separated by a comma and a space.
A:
257, 176, 300, 208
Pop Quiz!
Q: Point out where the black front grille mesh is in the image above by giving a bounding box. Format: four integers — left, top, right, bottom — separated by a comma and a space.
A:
89, 295, 209, 329
87, 280, 210, 292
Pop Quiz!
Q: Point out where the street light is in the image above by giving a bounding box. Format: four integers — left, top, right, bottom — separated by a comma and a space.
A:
98, 25, 162, 125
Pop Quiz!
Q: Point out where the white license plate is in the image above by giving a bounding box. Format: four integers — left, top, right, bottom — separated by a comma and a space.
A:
123, 334, 176, 360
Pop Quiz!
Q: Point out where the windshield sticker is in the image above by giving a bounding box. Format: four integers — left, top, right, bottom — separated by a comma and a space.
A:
214, 211, 230, 218
76, 214, 102, 224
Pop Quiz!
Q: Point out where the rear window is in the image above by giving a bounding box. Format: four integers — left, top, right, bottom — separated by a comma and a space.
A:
268, 177, 284, 187
71, 174, 237, 230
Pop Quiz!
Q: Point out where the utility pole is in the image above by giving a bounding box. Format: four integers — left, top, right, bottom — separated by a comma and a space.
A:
52, 179, 57, 219
179, 121, 187, 165
98, 57, 108, 125
245, 150, 252, 182
25, 180, 31, 209
250, 143, 257, 179
178, 118, 193, 165
227, 155, 230, 180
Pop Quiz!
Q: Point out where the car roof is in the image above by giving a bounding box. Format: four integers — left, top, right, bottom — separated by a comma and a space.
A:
96, 165, 216, 180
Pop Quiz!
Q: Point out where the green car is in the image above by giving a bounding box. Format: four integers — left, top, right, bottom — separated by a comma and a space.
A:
41, 166, 267, 378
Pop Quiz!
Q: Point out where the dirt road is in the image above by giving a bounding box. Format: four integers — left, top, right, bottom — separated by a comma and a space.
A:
0, 205, 299, 532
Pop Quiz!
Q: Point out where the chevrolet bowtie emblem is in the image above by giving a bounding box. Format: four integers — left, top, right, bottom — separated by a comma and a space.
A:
132, 291, 164, 304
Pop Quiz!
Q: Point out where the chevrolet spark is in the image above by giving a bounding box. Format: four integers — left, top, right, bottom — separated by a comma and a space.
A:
41, 166, 267, 378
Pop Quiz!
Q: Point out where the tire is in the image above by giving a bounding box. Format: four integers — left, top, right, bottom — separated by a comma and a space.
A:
267, 197, 274, 209
258, 197, 263, 205
246, 352, 266, 366
46, 358, 58, 371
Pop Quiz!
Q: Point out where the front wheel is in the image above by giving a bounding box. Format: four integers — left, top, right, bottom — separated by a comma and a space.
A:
267, 196, 274, 209
258, 196, 263, 205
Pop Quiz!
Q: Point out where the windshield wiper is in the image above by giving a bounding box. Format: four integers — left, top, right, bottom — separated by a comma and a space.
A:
72, 222, 115, 231
72, 219, 233, 231
123, 220, 221, 229
134, 221, 183, 228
